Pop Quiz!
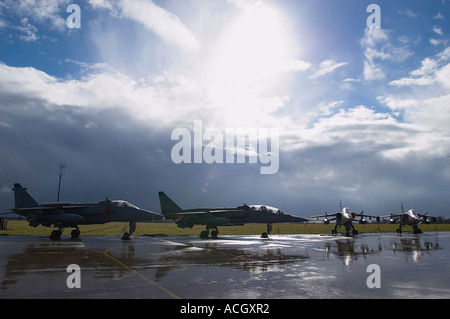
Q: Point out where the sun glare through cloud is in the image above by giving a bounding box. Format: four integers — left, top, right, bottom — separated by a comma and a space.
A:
202, 2, 300, 127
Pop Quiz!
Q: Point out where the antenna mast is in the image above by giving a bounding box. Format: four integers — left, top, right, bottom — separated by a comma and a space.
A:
57, 162, 66, 202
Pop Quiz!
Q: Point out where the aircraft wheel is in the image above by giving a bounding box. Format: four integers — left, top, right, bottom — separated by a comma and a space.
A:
71, 229, 81, 239
396, 228, 402, 234
200, 231, 209, 239
121, 232, 131, 240
261, 232, 269, 239
211, 230, 219, 239
50, 230, 62, 240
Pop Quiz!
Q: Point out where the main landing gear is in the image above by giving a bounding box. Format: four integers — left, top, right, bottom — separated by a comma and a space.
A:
49, 226, 81, 240
200, 226, 219, 239
331, 224, 358, 237
199, 223, 275, 239
396, 224, 422, 234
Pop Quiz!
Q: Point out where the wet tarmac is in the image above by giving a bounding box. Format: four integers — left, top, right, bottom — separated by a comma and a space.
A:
0, 232, 449, 299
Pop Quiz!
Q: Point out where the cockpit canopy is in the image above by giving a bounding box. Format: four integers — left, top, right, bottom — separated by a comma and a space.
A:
407, 209, 417, 217
249, 205, 286, 215
111, 200, 139, 210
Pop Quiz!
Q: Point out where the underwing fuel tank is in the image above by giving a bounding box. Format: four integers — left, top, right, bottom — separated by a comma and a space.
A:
196, 216, 232, 226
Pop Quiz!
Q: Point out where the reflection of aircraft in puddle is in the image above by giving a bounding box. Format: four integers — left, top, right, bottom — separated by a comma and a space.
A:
383, 203, 437, 234
310, 202, 379, 236
0, 240, 93, 292
9, 183, 162, 240
323, 239, 380, 265
389, 236, 441, 262
158, 192, 307, 239
153, 239, 309, 280
0, 239, 136, 294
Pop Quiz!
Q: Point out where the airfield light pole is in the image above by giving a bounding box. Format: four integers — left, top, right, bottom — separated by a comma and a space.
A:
57, 162, 66, 202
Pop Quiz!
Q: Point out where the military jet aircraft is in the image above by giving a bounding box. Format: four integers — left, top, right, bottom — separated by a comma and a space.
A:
158, 191, 307, 238
9, 183, 163, 240
384, 203, 437, 234
310, 203, 379, 236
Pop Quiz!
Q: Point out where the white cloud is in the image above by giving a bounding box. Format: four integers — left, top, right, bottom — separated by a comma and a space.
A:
287, 102, 450, 167
17, 17, 38, 42
310, 59, 348, 79
389, 47, 450, 87
0, 185, 11, 193
379, 48, 450, 161
360, 28, 412, 81
283, 59, 312, 72
0, 0, 68, 40
88, 0, 115, 11
381, 94, 450, 128
227, 0, 262, 10
430, 38, 444, 46
434, 12, 444, 20
379, 94, 450, 158
436, 63, 450, 88
92, 0, 200, 52
363, 59, 385, 81
0, 62, 204, 128
398, 9, 418, 18
433, 25, 444, 36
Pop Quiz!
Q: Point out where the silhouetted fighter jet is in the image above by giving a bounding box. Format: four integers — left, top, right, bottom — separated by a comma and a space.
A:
158, 191, 307, 238
10, 183, 162, 240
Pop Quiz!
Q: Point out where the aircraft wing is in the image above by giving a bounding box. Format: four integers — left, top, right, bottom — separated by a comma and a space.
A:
353, 211, 377, 218
418, 212, 438, 223
351, 211, 382, 224
12, 207, 60, 214
171, 211, 209, 215
309, 213, 337, 219
380, 213, 399, 218
11, 205, 90, 218
173, 208, 243, 215
13, 206, 87, 212
379, 213, 401, 223
209, 209, 243, 213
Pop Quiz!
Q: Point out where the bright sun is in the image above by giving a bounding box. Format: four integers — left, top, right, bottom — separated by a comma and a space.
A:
213, 4, 292, 87
204, 3, 296, 127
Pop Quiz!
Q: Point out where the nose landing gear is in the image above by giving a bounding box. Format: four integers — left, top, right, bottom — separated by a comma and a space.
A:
121, 221, 137, 240
261, 223, 272, 239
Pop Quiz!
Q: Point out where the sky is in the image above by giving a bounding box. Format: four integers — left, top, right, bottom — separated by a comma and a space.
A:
1, 0, 450, 218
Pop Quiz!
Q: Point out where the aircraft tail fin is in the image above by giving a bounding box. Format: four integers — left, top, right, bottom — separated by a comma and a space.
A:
12, 183, 39, 208
158, 192, 182, 215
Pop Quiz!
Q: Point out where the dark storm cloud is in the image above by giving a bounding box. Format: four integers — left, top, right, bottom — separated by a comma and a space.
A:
0, 84, 275, 213
2, 88, 450, 219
